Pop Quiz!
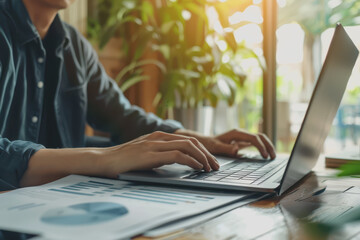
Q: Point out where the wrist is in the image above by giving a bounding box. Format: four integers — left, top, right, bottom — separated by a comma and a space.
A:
73, 148, 105, 177
175, 128, 200, 137
95, 146, 133, 179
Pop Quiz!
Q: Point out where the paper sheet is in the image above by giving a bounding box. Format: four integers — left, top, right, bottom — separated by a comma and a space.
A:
0, 175, 253, 240
144, 193, 266, 237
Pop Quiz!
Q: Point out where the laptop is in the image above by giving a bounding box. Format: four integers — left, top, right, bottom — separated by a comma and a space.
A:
118, 23, 359, 196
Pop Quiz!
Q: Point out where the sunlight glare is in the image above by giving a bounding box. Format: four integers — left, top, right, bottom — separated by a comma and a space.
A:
182, 10, 191, 21
277, 0, 286, 8
216, 40, 227, 51
276, 23, 304, 64
222, 54, 230, 63
217, 77, 231, 97
207, 6, 224, 34
206, 35, 215, 47
328, 0, 341, 9
234, 24, 263, 44
229, 5, 263, 25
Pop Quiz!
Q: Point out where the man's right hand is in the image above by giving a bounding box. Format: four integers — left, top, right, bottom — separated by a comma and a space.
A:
21, 131, 220, 187
101, 131, 220, 178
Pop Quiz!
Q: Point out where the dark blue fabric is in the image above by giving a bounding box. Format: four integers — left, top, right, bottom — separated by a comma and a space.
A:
0, 0, 182, 189
38, 18, 63, 148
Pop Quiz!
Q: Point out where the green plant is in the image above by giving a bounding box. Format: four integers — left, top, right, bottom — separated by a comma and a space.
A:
88, 0, 263, 117
88, 0, 165, 92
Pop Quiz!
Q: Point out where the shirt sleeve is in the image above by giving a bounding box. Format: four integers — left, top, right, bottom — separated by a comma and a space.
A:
0, 136, 44, 189
82, 37, 183, 143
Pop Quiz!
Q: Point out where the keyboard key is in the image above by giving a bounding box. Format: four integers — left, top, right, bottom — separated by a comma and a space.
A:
242, 177, 259, 180
222, 176, 240, 180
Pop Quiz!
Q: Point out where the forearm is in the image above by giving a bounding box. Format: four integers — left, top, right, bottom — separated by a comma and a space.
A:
20, 148, 107, 187
19, 130, 224, 188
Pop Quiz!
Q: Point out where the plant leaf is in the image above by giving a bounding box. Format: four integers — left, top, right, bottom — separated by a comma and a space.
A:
161, 21, 176, 35
120, 75, 149, 92
206, 92, 219, 107
115, 59, 166, 83
183, 2, 208, 25
337, 163, 360, 177
99, 23, 120, 49
141, 1, 154, 23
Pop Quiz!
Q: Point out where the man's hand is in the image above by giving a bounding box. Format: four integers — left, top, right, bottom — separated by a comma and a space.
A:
22, 131, 220, 187
175, 129, 276, 159
101, 131, 220, 178
21, 129, 274, 187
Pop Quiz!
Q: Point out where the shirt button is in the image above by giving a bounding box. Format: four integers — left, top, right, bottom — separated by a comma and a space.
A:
38, 57, 44, 63
32, 116, 38, 123
37, 81, 44, 89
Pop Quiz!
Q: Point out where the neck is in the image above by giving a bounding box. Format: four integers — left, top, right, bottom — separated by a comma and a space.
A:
22, 0, 58, 39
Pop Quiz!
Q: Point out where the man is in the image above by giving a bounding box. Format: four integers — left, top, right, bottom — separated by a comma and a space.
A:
0, 0, 276, 191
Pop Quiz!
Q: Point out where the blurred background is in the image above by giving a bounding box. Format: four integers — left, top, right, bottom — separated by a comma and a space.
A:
60, 0, 360, 155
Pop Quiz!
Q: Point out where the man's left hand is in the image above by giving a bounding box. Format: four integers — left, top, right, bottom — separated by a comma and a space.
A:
175, 129, 276, 159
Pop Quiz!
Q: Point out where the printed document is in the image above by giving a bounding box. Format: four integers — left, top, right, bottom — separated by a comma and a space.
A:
0, 175, 254, 239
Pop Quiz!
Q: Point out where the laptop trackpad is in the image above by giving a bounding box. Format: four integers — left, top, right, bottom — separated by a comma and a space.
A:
152, 157, 235, 178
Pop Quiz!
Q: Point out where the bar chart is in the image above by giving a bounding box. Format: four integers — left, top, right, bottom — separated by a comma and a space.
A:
48, 180, 215, 206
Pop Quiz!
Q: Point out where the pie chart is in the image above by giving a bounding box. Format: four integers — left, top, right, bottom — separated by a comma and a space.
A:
41, 202, 128, 226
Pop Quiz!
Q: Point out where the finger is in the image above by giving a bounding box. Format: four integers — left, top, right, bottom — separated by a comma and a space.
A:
222, 130, 269, 158
231, 141, 252, 150
217, 129, 250, 143
147, 140, 212, 172
146, 132, 219, 171
258, 134, 276, 159
158, 150, 204, 170
188, 138, 219, 171
211, 142, 239, 157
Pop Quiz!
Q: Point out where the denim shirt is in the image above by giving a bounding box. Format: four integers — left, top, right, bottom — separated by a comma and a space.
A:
0, 0, 182, 189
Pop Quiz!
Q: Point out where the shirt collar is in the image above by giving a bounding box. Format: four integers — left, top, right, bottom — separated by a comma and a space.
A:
9, 0, 70, 48
45, 15, 70, 50
10, 0, 38, 45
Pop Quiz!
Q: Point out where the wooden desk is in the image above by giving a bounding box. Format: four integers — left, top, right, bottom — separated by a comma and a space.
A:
136, 172, 360, 240
1, 171, 359, 239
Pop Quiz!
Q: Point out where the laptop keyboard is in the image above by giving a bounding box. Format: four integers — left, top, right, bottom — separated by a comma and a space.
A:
184, 158, 287, 185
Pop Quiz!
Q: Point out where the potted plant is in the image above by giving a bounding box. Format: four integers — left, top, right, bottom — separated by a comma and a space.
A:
88, 0, 166, 93
88, 0, 264, 134
150, 0, 264, 135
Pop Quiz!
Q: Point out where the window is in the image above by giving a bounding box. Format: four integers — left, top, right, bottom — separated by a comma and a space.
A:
276, 0, 360, 153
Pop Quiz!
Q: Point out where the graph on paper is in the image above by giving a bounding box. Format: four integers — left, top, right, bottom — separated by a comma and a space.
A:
48, 180, 215, 205
41, 202, 128, 226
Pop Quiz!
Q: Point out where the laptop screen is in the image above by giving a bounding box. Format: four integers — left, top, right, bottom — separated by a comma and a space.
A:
278, 23, 359, 195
